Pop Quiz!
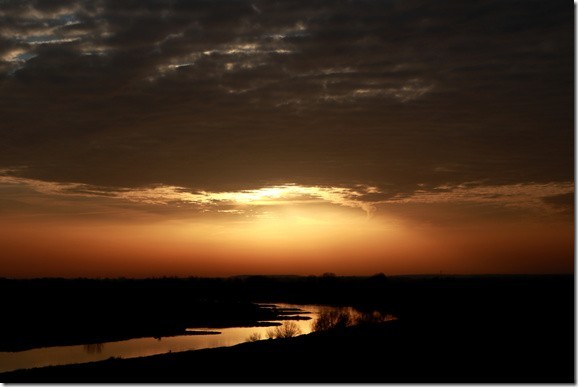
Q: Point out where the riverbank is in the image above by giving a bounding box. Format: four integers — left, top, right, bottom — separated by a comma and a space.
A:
0, 278, 287, 352
0, 274, 573, 382
1, 314, 573, 383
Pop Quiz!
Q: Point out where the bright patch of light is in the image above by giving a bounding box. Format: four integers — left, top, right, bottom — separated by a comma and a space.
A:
27, 36, 81, 45
1, 48, 37, 63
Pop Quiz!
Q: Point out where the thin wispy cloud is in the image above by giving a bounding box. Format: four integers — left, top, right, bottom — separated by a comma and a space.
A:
0, 173, 380, 217
387, 182, 574, 214
0, 171, 572, 223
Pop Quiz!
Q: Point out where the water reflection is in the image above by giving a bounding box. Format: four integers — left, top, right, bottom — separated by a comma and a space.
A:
83, 343, 104, 354
0, 303, 387, 373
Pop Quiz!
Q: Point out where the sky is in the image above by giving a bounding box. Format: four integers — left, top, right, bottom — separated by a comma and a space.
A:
0, 0, 574, 277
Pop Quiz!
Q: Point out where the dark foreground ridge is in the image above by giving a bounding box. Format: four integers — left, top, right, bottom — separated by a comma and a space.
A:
0, 274, 574, 382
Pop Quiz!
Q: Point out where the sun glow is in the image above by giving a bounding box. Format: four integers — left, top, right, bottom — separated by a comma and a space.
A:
191, 184, 378, 216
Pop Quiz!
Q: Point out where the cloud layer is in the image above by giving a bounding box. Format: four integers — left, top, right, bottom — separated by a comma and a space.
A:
0, 0, 573, 222
0, 170, 572, 228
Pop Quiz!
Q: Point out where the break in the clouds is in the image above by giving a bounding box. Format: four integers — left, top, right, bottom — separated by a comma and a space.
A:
0, 0, 573, 219
0, 171, 572, 227
0, 171, 379, 218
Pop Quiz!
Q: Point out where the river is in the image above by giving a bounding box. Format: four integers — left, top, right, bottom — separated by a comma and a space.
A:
0, 303, 358, 373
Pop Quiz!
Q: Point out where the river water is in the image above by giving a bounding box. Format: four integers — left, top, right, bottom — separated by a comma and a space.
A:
0, 303, 354, 373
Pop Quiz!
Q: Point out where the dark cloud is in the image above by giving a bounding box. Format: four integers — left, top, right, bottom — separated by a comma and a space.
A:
0, 0, 573, 197
542, 192, 574, 220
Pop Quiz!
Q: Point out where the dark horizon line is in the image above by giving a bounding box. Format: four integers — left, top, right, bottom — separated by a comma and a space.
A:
0, 272, 573, 281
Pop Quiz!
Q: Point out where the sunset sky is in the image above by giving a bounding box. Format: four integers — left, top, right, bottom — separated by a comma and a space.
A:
0, 0, 573, 277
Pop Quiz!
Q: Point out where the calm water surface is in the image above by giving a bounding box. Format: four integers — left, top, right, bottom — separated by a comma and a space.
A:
0, 303, 350, 373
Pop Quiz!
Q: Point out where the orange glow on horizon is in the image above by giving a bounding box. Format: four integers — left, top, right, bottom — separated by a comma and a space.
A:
0, 178, 573, 278
0, 204, 572, 278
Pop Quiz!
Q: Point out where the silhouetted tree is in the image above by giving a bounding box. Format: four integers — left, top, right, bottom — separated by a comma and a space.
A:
245, 332, 262, 342
312, 307, 395, 332
266, 321, 302, 339
312, 308, 356, 331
